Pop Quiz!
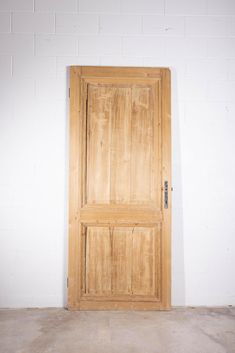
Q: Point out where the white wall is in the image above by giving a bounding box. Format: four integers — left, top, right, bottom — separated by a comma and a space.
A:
0, 0, 235, 308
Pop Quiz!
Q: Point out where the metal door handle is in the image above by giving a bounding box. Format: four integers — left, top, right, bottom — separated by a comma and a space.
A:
164, 181, 168, 209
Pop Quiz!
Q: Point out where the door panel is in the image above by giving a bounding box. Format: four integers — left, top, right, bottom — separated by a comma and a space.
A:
130, 87, 154, 203
85, 227, 111, 295
69, 66, 171, 310
112, 227, 132, 295
83, 226, 160, 298
86, 86, 112, 204
110, 87, 132, 204
86, 83, 158, 206
132, 227, 155, 296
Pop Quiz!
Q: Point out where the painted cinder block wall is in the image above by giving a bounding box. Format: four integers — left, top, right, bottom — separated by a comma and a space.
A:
0, 0, 235, 307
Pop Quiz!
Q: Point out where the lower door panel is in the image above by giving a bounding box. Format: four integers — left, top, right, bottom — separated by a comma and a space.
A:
81, 225, 161, 307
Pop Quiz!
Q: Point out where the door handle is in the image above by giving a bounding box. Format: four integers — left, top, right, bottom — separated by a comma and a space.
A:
164, 181, 168, 209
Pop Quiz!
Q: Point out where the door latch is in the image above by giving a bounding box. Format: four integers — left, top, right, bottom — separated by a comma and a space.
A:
164, 181, 168, 209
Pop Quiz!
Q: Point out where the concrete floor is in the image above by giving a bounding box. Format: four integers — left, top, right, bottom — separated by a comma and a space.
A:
0, 307, 234, 353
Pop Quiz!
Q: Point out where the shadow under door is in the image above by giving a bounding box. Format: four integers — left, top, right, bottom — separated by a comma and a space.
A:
68, 66, 171, 310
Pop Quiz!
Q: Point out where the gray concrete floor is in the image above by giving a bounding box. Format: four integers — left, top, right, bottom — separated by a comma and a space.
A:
0, 307, 234, 353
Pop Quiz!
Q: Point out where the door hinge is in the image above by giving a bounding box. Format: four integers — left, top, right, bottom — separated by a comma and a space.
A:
67, 277, 69, 288
68, 88, 70, 98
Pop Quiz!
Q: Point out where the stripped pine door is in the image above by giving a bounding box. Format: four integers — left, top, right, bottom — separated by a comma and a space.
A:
68, 66, 171, 310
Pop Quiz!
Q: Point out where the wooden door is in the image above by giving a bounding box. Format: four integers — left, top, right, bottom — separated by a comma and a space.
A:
68, 66, 171, 310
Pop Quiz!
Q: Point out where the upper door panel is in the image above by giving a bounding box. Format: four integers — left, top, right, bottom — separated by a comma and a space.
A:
85, 80, 161, 208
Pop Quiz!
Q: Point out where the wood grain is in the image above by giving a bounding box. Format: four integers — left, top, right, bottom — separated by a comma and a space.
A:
68, 67, 81, 309
161, 68, 171, 309
87, 85, 111, 204
86, 83, 157, 206
85, 227, 111, 295
130, 86, 153, 203
132, 227, 155, 296
68, 66, 171, 310
112, 228, 132, 294
110, 88, 132, 203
